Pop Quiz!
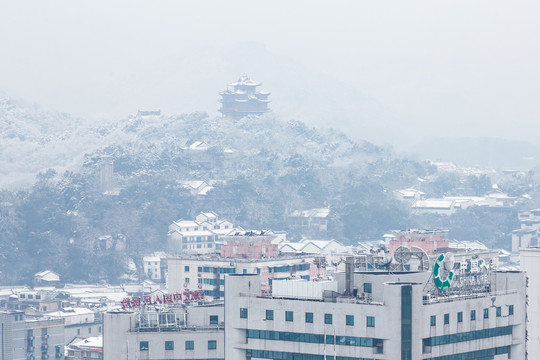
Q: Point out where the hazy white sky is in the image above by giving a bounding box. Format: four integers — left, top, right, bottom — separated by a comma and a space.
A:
1, 1, 539, 144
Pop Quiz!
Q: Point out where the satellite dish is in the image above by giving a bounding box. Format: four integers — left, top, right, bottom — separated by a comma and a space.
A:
410, 246, 430, 271
393, 246, 412, 270
378, 253, 393, 270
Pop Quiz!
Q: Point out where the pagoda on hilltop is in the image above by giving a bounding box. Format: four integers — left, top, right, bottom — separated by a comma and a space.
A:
219, 74, 270, 119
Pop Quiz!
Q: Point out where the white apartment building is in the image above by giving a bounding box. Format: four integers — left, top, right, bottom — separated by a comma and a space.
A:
167, 212, 235, 254
167, 255, 318, 300
102, 304, 223, 360
0, 311, 65, 360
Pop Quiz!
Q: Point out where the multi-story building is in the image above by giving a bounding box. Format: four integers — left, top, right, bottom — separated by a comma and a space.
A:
167, 255, 319, 300
512, 209, 540, 252
520, 247, 540, 357
45, 307, 102, 344
167, 212, 236, 254
0, 310, 65, 360
289, 208, 330, 236
103, 304, 223, 360
225, 262, 526, 359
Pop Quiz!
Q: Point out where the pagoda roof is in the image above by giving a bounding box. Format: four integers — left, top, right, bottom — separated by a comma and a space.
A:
228, 73, 261, 87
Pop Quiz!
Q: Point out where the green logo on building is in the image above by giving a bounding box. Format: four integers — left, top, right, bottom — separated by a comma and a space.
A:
433, 253, 454, 290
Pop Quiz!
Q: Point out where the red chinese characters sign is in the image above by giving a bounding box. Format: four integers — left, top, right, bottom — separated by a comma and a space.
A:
121, 290, 204, 309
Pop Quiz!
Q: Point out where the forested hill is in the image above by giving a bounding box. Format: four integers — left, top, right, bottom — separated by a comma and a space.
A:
3, 99, 522, 285
0, 98, 438, 284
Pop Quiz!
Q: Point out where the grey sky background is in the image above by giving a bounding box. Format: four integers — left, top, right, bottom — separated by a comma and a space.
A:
1, 1, 539, 148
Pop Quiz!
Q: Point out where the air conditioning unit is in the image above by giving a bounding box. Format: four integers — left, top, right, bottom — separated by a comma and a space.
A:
55, 354, 62, 359
197, 273, 202, 277
42, 334, 49, 339
197, 284, 202, 289
28, 336, 34, 341
27, 356, 35, 360
41, 345, 48, 350
43, 354, 49, 359
183, 283, 189, 288
27, 346, 34, 351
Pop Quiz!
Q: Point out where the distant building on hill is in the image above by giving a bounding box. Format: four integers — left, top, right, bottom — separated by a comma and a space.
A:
219, 74, 270, 119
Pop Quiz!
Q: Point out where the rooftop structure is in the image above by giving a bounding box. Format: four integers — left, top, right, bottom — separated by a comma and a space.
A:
389, 229, 449, 255
225, 260, 526, 360
218, 74, 270, 119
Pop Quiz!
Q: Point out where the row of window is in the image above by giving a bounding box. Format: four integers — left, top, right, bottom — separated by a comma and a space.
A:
139, 340, 217, 351
20, 294, 42, 299
246, 329, 383, 349
197, 267, 237, 274
429, 305, 514, 326
247, 349, 377, 360
423, 325, 512, 347
426, 345, 510, 360
203, 290, 225, 297
255, 309, 374, 328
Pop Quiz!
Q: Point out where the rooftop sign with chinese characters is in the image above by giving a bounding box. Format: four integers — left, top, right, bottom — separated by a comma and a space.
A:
121, 290, 204, 309
431, 256, 497, 294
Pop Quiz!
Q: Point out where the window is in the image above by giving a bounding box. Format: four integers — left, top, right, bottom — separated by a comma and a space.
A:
430, 315, 436, 326
185, 340, 194, 350
198, 266, 202, 272
457, 312, 463, 323
88, 327, 91, 334
55, 346, 61, 357
20, 294, 25, 298
285, 311, 293, 322
28, 295, 34, 299
140, 341, 149, 351
243, 269, 247, 274
509, 305, 514, 316
470, 310, 476, 321
484, 308, 489, 319
185, 277, 190, 283
266, 310, 274, 321
210, 315, 218, 325
363, 282, 372, 293
305, 312, 313, 323
42, 328, 47, 336
36, 295, 41, 300
367, 316, 375, 327
444, 313, 449, 325
346, 315, 354, 326
99, 326, 102, 333
208, 340, 217, 350
77, 329, 80, 335
165, 341, 174, 350
185, 266, 190, 272
496, 307, 501, 317
324, 313, 333, 325
240, 308, 248, 318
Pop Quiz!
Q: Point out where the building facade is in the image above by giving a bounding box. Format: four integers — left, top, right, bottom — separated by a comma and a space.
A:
167, 255, 319, 301
102, 304, 223, 360
224, 267, 526, 359
0, 311, 64, 360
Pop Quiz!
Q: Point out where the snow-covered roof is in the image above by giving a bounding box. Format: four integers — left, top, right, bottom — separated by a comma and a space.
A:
290, 208, 330, 218
448, 240, 488, 251
397, 189, 425, 197
67, 336, 102, 350
413, 200, 454, 209
34, 270, 60, 282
